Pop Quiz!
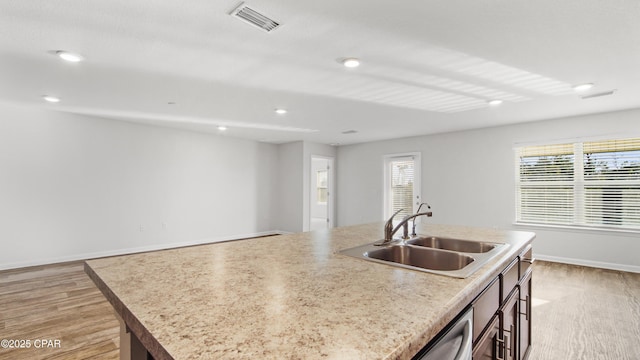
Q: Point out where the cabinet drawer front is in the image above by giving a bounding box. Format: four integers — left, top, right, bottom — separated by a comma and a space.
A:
473, 278, 500, 344
501, 258, 519, 302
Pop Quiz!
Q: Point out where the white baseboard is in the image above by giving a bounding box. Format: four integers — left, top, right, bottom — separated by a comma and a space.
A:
535, 253, 640, 273
0, 230, 283, 271
273, 230, 293, 235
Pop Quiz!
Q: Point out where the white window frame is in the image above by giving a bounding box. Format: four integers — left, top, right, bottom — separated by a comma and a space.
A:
515, 137, 640, 233
383, 152, 421, 220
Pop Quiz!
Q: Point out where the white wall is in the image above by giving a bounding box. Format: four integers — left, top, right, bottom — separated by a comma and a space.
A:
275, 141, 304, 233
4, 98, 637, 272
275, 141, 337, 232
337, 109, 640, 272
0, 102, 279, 269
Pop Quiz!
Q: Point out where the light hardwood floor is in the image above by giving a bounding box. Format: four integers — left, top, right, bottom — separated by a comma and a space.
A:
1, 260, 639, 360
0, 261, 118, 360
529, 261, 640, 360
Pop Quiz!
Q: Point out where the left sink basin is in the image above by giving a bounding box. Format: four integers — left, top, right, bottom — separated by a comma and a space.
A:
367, 245, 473, 271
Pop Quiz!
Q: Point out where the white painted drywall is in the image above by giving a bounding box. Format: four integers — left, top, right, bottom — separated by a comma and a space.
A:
275, 141, 304, 233
337, 108, 640, 271
3, 98, 637, 272
0, 101, 279, 269
275, 141, 336, 233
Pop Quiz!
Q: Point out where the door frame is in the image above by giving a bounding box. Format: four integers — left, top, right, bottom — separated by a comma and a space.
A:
383, 152, 422, 220
309, 155, 335, 229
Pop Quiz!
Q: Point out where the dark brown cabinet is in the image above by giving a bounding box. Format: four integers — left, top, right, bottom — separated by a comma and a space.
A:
472, 316, 500, 360
519, 266, 532, 360
472, 246, 533, 360
500, 289, 519, 360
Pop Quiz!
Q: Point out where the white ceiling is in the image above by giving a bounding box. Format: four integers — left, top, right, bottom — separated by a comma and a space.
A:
1, 0, 639, 145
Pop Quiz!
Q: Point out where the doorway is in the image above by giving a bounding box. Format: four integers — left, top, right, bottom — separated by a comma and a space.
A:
310, 156, 334, 231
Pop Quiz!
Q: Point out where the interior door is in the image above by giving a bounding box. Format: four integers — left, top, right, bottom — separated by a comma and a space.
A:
310, 156, 333, 231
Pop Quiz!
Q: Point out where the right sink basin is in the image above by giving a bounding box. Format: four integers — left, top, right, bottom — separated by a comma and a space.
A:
405, 236, 499, 253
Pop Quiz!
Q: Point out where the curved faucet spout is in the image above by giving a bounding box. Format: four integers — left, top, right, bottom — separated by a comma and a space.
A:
412, 202, 431, 236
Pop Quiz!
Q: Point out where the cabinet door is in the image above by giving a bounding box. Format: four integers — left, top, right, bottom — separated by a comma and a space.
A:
500, 289, 519, 360
519, 270, 532, 360
473, 278, 500, 344
472, 316, 500, 360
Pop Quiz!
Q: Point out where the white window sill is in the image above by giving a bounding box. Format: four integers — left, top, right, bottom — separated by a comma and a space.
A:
513, 222, 640, 236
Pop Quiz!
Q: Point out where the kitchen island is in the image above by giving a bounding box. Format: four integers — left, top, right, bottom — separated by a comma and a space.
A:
85, 223, 535, 360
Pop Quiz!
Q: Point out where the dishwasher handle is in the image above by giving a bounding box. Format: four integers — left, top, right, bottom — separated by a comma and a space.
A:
454, 317, 473, 360
415, 308, 473, 360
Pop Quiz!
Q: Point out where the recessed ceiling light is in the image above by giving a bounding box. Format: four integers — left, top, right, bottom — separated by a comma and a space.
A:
43, 95, 60, 103
488, 100, 503, 106
275, 108, 287, 115
341, 58, 361, 68
217, 126, 227, 131
572, 83, 594, 92
55, 50, 84, 63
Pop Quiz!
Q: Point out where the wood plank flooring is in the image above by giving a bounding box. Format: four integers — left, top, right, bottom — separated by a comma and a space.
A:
1, 260, 638, 360
529, 261, 640, 360
0, 261, 118, 360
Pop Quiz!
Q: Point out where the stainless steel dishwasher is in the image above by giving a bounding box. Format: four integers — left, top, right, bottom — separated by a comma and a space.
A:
413, 308, 473, 360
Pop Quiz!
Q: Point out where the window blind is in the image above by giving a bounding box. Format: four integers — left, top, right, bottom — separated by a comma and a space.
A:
390, 158, 415, 219
515, 137, 640, 230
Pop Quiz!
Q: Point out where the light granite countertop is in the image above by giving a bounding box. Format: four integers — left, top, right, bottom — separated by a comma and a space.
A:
85, 223, 535, 360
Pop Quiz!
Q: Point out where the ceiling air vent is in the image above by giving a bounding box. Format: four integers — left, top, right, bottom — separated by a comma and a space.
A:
580, 90, 617, 100
342, 130, 358, 134
230, 2, 280, 33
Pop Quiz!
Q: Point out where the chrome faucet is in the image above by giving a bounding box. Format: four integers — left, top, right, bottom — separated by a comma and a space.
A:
411, 202, 431, 236
381, 209, 403, 244
376, 208, 433, 245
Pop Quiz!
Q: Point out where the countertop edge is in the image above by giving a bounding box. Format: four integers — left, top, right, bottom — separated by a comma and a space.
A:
84, 261, 174, 360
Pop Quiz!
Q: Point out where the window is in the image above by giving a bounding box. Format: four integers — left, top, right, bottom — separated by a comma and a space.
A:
515, 137, 640, 230
316, 169, 328, 204
384, 153, 421, 219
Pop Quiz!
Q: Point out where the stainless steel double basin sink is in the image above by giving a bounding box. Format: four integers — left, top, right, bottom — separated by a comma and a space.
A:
339, 236, 508, 278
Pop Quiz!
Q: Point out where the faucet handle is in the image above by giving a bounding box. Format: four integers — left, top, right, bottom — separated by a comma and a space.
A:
381, 209, 404, 243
